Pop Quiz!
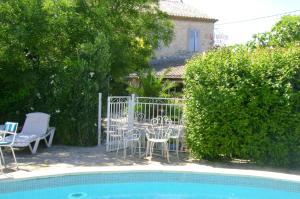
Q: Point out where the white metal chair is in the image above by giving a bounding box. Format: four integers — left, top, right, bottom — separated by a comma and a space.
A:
134, 112, 145, 122
113, 122, 128, 156
134, 112, 147, 148
3, 112, 55, 154
0, 122, 18, 172
120, 128, 141, 159
146, 116, 172, 162
114, 119, 141, 159
169, 123, 184, 159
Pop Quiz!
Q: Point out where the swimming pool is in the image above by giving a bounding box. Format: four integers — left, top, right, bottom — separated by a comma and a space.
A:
0, 171, 299, 199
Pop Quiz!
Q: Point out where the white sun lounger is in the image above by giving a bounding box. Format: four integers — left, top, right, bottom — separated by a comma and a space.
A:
4, 112, 56, 154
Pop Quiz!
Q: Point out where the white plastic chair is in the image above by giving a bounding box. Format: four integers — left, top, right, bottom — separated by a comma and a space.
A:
3, 112, 55, 154
146, 116, 172, 162
0, 122, 18, 172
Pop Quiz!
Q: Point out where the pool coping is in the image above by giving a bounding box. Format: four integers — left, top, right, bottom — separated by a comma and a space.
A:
1, 164, 300, 183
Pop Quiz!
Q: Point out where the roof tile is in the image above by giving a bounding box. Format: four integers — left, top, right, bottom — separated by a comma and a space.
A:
159, 0, 217, 22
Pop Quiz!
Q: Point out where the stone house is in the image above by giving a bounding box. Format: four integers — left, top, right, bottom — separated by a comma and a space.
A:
152, 0, 217, 83
130, 0, 217, 91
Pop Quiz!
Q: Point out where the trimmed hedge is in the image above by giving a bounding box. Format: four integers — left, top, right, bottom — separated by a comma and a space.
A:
184, 46, 300, 167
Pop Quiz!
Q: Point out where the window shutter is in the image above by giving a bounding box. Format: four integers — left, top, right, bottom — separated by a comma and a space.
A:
195, 30, 200, 52
188, 29, 195, 52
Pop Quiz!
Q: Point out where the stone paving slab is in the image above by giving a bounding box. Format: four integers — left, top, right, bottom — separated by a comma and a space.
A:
0, 145, 299, 181
2, 145, 192, 172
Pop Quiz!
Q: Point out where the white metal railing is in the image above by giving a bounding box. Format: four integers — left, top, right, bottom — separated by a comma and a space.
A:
135, 97, 185, 124
105, 95, 185, 152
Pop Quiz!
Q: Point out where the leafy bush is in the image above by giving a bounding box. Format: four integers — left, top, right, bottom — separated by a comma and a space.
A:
184, 45, 300, 167
127, 69, 177, 97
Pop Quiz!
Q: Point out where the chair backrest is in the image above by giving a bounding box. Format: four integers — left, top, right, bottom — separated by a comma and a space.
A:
2, 122, 18, 144
147, 116, 172, 140
21, 112, 50, 136
151, 116, 172, 128
134, 112, 145, 122
4, 122, 18, 133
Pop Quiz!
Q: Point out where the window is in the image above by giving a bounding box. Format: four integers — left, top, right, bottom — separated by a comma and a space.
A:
188, 29, 200, 52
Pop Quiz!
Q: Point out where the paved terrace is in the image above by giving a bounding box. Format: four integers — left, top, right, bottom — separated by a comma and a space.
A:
0, 145, 300, 181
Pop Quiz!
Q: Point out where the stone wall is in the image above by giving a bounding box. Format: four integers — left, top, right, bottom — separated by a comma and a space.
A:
154, 17, 215, 60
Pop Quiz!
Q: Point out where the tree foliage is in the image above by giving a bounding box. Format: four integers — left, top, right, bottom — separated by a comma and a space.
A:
0, 0, 173, 145
248, 15, 300, 47
98, 0, 173, 88
127, 69, 177, 97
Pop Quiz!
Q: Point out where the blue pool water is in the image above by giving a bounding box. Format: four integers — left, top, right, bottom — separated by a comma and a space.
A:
0, 172, 299, 199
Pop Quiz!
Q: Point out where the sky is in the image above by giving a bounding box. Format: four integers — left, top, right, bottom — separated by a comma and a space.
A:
184, 0, 300, 45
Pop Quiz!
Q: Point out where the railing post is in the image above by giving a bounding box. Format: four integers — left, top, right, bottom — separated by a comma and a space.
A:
106, 96, 111, 151
128, 94, 135, 129
97, 93, 102, 146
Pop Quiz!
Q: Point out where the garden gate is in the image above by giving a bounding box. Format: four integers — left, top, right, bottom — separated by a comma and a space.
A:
105, 95, 185, 152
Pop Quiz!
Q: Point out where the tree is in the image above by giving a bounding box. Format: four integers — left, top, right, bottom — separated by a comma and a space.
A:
248, 15, 300, 47
0, 0, 173, 145
99, 0, 174, 93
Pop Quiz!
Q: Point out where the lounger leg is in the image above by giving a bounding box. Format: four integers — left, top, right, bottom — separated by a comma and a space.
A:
29, 139, 41, 154
44, 131, 55, 147
9, 146, 18, 169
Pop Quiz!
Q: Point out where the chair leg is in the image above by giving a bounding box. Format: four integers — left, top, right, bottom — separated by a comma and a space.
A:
138, 140, 141, 158
0, 148, 3, 173
123, 141, 127, 160
130, 141, 134, 155
116, 138, 121, 157
164, 142, 170, 163
176, 138, 179, 160
9, 146, 18, 169
146, 141, 149, 157
0, 147, 5, 168
132, 141, 136, 156
149, 142, 154, 161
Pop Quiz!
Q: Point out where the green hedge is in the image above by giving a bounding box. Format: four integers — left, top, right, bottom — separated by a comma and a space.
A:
184, 45, 300, 167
